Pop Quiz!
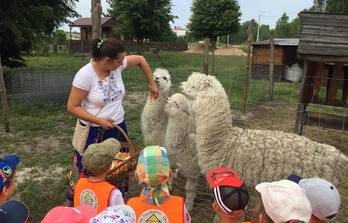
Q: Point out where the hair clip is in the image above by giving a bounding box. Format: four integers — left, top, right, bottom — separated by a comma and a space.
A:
97, 40, 104, 49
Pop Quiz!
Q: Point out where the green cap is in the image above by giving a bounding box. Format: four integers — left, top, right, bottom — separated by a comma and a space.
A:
82, 138, 121, 176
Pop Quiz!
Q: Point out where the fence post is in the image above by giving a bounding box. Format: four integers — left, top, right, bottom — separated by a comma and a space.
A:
0, 53, 10, 132
203, 38, 209, 74
243, 23, 252, 113
269, 36, 275, 100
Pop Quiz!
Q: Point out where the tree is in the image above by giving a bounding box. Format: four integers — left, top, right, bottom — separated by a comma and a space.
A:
230, 20, 257, 44
259, 25, 271, 41
108, 0, 176, 53
273, 14, 301, 38
188, 0, 241, 74
274, 13, 292, 38
313, 0, 348, 13
52, 30, 67, 45
0, 0, 78, 67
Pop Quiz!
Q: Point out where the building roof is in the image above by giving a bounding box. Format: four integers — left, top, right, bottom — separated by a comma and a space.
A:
252, 38, 299, 46
298, 12, 348, 57
172, 26, 187, 31
69, 17, 116, 28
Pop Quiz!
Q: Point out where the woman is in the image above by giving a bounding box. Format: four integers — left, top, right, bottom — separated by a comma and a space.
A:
65, 38, 159, 206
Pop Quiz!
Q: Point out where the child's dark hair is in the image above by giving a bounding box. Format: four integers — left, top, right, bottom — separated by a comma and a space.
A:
91, 38, 126, 60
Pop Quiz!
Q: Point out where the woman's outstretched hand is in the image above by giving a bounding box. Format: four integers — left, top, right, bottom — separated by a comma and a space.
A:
149, 82, 159, 99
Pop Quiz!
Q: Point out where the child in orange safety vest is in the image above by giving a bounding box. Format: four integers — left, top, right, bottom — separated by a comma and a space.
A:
127, 145, 191, 223
74, 138, 125, 213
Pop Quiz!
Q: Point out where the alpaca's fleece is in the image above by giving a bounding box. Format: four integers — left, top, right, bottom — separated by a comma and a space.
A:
180, 72, 348, 187
141, 68, 171, 146
164, 93, 199, 211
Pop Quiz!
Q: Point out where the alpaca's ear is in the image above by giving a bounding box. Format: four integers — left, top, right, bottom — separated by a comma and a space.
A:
182, 104, 192, 116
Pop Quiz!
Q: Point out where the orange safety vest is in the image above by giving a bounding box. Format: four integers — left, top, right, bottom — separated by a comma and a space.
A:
74, 178, 115, 213
127, 195, 185, 223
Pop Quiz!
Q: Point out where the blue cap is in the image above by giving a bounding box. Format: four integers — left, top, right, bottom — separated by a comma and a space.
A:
0, 200, 29, 223
287, 174, 303, 184
0, 155, 20, 190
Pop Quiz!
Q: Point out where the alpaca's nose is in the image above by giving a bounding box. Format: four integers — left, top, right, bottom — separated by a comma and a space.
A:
165, 97, 169, 103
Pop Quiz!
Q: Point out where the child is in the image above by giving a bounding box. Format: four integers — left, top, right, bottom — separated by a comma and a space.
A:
0, 154, 29, 223
207, 167, 249, 223
74, 138, 124, 213
90, 205, 136, 223
127, 146, 191, 223
288, 175, 341, 223
253, 179, 312, 223
41, 205, 97, 223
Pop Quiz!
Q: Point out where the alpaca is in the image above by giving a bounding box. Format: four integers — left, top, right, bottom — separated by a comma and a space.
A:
164, 93, 199, 211
141, 68, 171, 146
179, 72, 347, 188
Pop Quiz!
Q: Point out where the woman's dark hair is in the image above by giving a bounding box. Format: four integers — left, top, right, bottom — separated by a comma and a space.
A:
91, 38, 126, 60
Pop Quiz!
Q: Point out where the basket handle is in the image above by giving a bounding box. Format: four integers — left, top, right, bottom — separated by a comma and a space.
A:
112, 123, 133, 147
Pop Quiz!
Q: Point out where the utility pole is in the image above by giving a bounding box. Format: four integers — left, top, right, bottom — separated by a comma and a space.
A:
256, 14, 261, 42
256, 12, 266, 42
91, 0, 102, 39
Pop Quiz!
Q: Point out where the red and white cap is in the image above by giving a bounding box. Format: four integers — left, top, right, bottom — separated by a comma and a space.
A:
207, 167, 249, 214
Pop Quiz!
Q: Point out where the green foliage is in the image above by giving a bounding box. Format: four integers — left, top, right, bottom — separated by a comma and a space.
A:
52, 29, 67, 45
313, 0, 348, 13
108, 0, 176, 44
188, 0, 241, 42
273, 13, 300, 38
0, 0, 78, 67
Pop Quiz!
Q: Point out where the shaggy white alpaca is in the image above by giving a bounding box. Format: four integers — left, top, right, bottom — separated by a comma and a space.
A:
141, 68, 172, 146
180, 72, 347, 187
164, 93, 199, 211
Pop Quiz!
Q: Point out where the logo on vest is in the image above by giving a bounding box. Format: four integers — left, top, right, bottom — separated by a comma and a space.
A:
80, 189, 98, 209
138, 209, 169, 223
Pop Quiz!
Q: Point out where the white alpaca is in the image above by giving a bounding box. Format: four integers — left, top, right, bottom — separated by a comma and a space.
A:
141, 68, 172, 146
164, 93, 199, 211
180, 72, 347, 187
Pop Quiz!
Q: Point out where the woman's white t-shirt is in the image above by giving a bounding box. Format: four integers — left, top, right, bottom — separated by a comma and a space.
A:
72, 57, 128, 126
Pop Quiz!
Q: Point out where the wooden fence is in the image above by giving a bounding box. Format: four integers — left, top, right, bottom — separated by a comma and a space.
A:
68, 40, 188, 55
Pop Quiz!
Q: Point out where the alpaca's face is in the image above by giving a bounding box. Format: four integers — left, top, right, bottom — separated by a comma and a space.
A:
153, 68, 172, 92
179, 72, 210, 99
165, 93, 191, 117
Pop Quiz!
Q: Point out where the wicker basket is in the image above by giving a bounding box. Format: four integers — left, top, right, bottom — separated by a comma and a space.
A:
106, 124, 143, 186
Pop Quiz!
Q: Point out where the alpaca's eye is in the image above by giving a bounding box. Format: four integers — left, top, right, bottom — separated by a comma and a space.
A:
163, 77, 167, 80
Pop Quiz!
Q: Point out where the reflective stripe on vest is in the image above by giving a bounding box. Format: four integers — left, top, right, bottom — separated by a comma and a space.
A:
74, 178, 115, 213
127, 195, 185, 223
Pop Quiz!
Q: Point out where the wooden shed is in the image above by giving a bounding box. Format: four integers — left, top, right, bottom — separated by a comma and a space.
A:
295, 12, 348, 134
69, 17, 118, 40
251, 38, 300, 81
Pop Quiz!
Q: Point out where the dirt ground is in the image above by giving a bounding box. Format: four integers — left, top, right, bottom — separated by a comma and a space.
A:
186, 43, 247, 56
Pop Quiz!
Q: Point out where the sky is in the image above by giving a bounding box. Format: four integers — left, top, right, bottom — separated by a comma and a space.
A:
64, 0, 314, 31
